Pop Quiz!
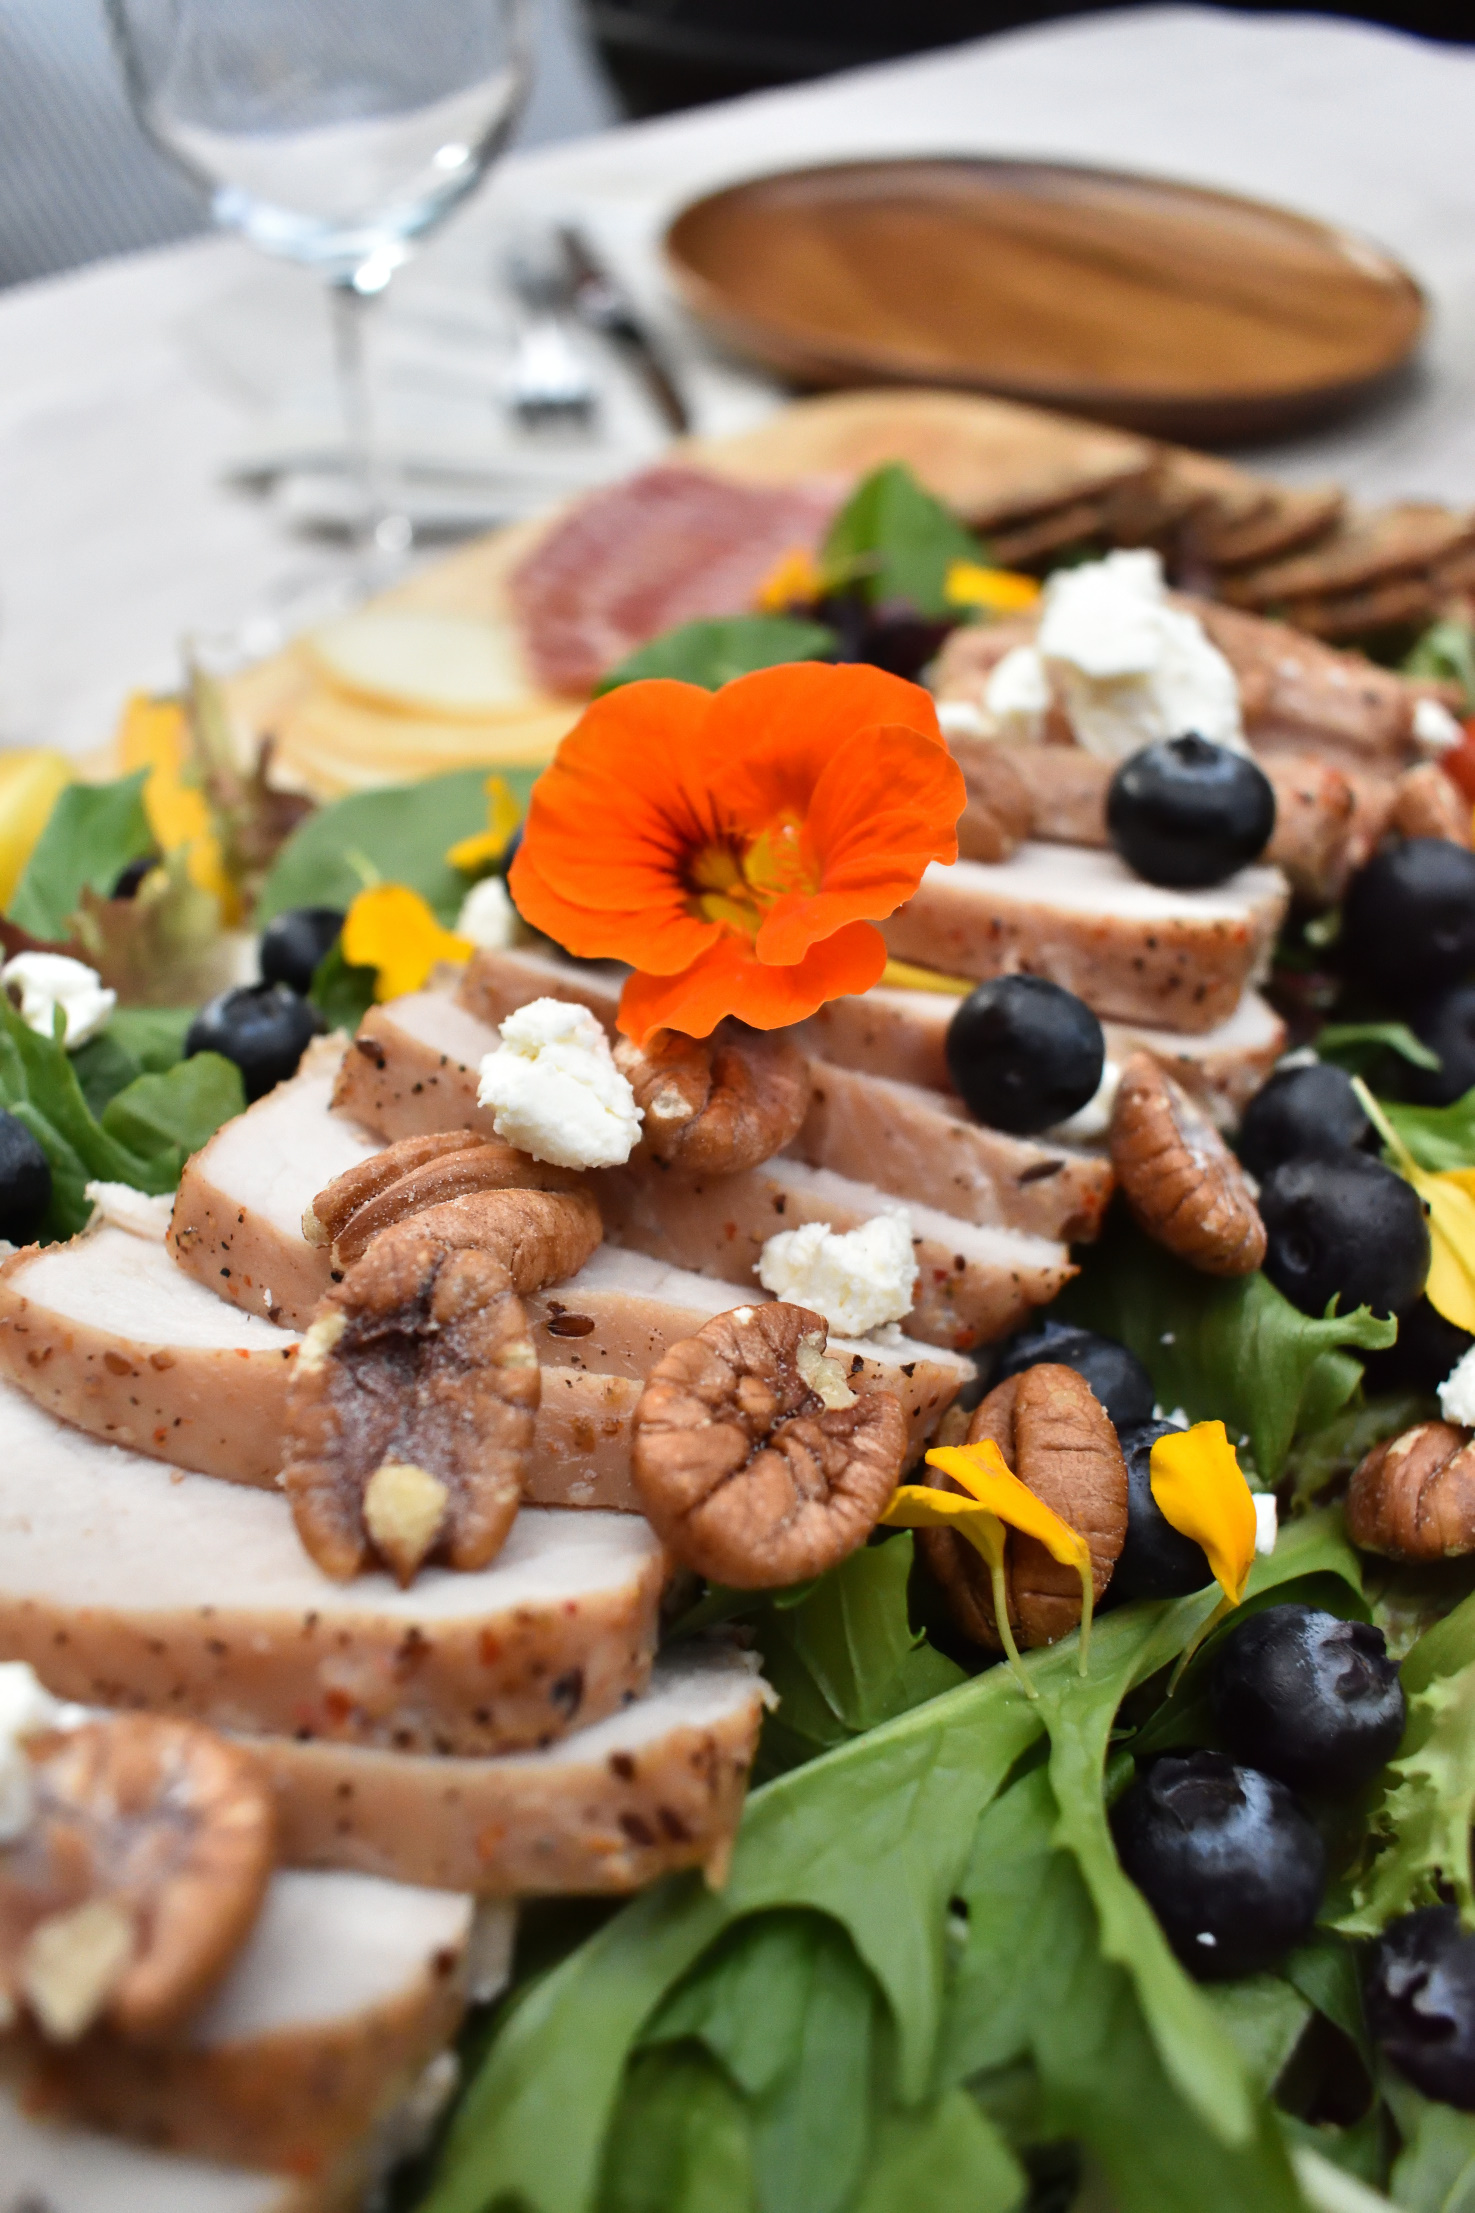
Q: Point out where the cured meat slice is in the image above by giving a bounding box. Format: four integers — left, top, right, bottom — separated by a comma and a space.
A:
170, 1045, 379, 1329
0, 1383, 663, 1755
0, 2082, 322, 2213
881, 845, 1288, 1033
252, 1642, 767, 1894
506, 463, 841, 695
24, 1871, 492, 2177
804, 981, 1285, 1130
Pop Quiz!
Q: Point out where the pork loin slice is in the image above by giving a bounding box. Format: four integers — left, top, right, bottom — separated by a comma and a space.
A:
331, 988, 501, 1143
28, 1872, 492, 2177
0, 1222, 300, 1485
594, 1153, 1071, 1353
805, 981, 1285, 1130
0, 2083, 325, 2213
255, 1642, 767, 1894
170, 1049, 379, 1329
880, 845, 1288, 1033
0, 1383, 662, 1754
458, 940, 626, 1035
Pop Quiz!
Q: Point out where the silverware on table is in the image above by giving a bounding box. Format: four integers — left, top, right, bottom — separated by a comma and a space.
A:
503, 236, 598, 428
557, 223, 691, 436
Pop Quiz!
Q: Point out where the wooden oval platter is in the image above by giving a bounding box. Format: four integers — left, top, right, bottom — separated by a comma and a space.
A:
664, 157, 1425, 443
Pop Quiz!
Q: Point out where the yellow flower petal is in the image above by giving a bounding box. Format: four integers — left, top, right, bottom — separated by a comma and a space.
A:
753, 547, 824, 613
880, 1482, 1039, 1696
944, 561, 1042, 614
1149, 1421, 1256, 1607
925, 1439, 1092, 1575
342, 885, 474, 1002
879, 958, 974, 997
446, 775, 522, 875
116, 690, 238, 923
0, 750, 73, 910
1409, 1166, 1475, 1335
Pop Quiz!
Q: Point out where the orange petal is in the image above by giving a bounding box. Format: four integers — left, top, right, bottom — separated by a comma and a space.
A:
617, 919, 886, 1042
509, 841, 719, 976
706, 662, 944, 829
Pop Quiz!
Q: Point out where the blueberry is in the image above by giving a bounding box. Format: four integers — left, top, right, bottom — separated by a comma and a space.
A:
1362, 1296, 1474, 1396
1342, 840, 1475, 1001
1111, 1420, 1212, 1600
1211, 1604, 1405, 1797
1238, 1063, 1371, 1179
991, 1317, 1155, 1431
1260, 1153, 1430, 1320
259, 907, 346, 997
946, 976, 1104, 1135
186, 983, 324, 1103
1367, 1907, 1475, 2110
0, 1111, 51, 1243
498, 824, 523, 880
1405, 982, 1475, 1107
1111, 1751, 1325, 1980
1106, 736, 1276, 889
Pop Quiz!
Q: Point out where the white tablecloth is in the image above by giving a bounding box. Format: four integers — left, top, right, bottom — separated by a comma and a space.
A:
4, 4, 1475, 758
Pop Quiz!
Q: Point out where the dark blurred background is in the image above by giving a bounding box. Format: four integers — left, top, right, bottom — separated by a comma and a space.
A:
0, 0, 1467, 288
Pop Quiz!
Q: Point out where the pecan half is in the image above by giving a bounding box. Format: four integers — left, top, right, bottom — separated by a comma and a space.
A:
919, 1364, 1127, 1650
1110, 1052, 1265, 1276
629, 1302, 906, 1586
613, 1022, 810, 1175
0, 1716, 272, 2043
282, 1187, 602, 1584
302, 1130, 485, 1249
1347, 1421, 1475, 1561
311, 1134, 586, 1269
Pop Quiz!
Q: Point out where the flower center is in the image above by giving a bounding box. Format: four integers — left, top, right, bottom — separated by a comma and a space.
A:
687, 813, 817, 938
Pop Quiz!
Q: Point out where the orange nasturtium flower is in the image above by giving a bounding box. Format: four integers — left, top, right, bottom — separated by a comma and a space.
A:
509, 663, 965, 1043
342, 885, 473, 1002
881, 1436, 1095, 1696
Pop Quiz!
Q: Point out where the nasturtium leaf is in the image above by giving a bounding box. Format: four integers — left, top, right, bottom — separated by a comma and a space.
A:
593, 616, 837, 695
1062, 1219, 1395, 1480
258, 765, 538, 926
6, 769, 154, 940
821, 464, 982, 616
100, 1052, 244, 1162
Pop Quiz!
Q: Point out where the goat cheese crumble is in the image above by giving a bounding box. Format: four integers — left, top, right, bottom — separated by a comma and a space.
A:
84, 1181, 175, 1240
983, 550, 1244, 761
1413, 697, 1463, 755
477, 997, 642, 1169
0, 1662, 84, 1843
456, 874, 519, 951
757, 1209, 918, 1338
1, 952, 116, 1049
1439, 1343, 1475, 1428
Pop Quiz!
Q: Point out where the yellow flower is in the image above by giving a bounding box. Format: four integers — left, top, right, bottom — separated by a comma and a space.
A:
753, 546, 825, 613
341, 885, 473, 1002
881, 1435, 1095, 1691
944, 561, 1042, 615
116, 691, 235, 921
446, 775, 523, 876
1354, 1080, 1475, 1334
1149, 1421, 1256, 1607
0, 750, 73, 910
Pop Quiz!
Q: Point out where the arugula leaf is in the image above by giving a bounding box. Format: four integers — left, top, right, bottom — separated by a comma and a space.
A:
309, 942, 378, 1034
1383, 1089, 1475, 1174
1315, 1024, 1442, 1077
101, 1053, 244, 1161
1062, 1220, 1395, 1479
1403, 618, 1475, 711
1340, 1656, 1475, 1931
594, 616, 837, 696
822, 465, 981, 616
599, 2046, 754, 2213
258, 766, 539, 927
6, 770, 154, 940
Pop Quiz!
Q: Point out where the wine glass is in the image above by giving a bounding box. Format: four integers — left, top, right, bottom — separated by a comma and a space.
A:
106, 0, 534, 557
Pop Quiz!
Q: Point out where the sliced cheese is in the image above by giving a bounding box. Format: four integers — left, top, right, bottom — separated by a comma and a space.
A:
307, 611, 537, 722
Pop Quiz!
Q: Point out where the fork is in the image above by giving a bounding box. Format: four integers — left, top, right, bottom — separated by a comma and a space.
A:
502, 236, 597, 428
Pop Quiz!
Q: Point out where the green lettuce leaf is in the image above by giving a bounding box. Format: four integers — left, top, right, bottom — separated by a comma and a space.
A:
594, 616, 837, 695
258, 765, 538, 927
822, 464, 982, 615
1315, 1024, 1442, 1078
1062, 1220, 1396, 1479
1382, 1089, 1475, 1174
309, 942, 378, 1034
6, 770, 154, 940
600, 2046, 755, 2213
1340, 1656, 1475, 1931
100, 1053, 244, 1161
1384, 2076, 1475, 2213
850, 2092, 1023, 2213
1403, 618, 1475, 710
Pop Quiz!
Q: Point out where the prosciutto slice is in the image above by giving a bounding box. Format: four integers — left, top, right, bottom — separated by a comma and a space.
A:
507, 463, 842, 695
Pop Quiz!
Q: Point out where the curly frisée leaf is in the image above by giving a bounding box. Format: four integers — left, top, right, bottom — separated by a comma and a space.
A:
1340, 1650, 1475, 1934
1061, 1219, 1395, 1480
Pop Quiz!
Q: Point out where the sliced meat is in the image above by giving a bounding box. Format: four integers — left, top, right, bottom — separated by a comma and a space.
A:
594, 1152, 1073, 1353
506, 463, 841, 695
1390, 760, 1473, 846
0, 1383, 663, 1756
24, 1871, 483, 2177
881, 845, 1288, 1033
0, 2080, 323, 2213
254, 1641, 767, 1894
794, 1060, 1113, 1241
170, 1048, 379, 1330
330, 991, 504, 1145
803, 980, 1284, 1130
0, 1224, 299, 1485
457, 942, 626, 1038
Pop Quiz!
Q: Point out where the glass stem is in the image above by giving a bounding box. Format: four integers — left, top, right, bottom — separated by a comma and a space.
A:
328, 275, 404, 559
